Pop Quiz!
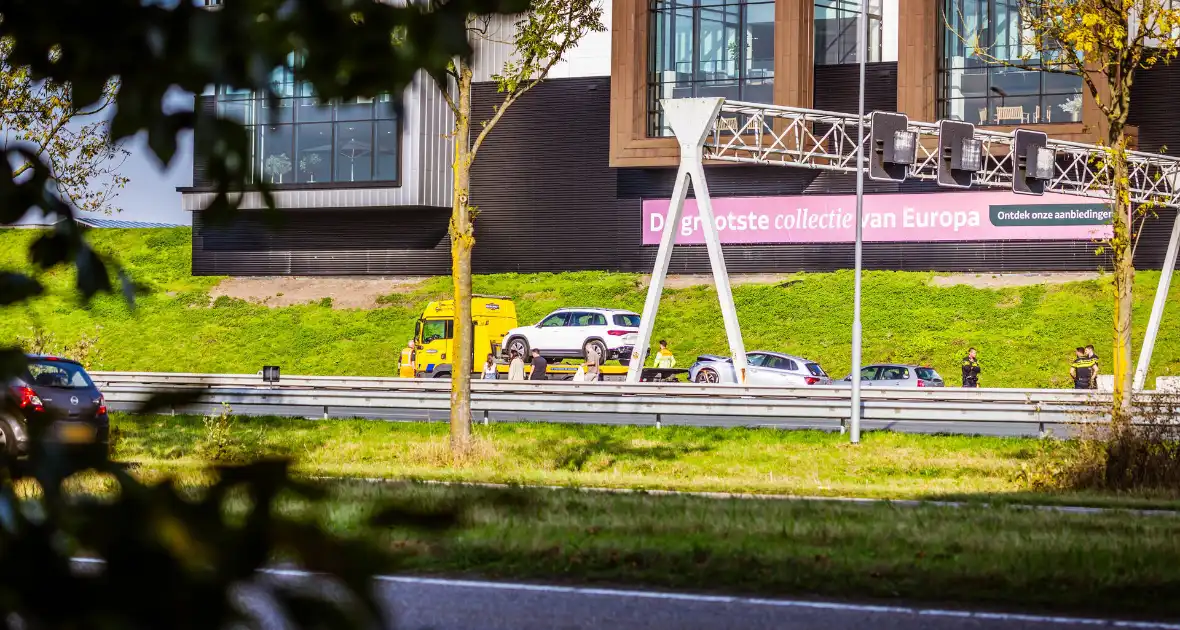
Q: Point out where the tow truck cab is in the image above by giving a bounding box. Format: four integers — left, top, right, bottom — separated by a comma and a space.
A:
414, 296, 517, 378
412, 296, 684, 381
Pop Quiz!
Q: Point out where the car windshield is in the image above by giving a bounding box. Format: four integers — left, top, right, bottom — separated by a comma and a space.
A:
612, 314, 640, 327
805, 363, 826, 376
26, 360, 94, 389
915, 368, 941, 381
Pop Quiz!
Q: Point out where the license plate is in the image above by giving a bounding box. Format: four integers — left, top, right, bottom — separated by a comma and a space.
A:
56, 422, 96, 444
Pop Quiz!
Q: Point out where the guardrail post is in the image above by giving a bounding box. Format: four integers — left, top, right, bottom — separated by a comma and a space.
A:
655, 413, 662, 429
482, 410, 489, 426
323, 406, 329, 420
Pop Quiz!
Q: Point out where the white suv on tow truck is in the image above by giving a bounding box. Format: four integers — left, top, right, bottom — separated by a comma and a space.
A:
503, 308, 641, 365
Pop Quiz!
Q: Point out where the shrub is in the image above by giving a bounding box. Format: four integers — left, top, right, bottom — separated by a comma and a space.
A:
198, 403, 242, 462
1022, 394, 1180, 493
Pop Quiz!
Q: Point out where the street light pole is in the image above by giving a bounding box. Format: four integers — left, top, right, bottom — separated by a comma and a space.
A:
850, 0, 869, 444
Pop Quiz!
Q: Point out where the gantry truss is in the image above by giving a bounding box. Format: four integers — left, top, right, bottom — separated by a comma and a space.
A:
707, 100, 1180, 208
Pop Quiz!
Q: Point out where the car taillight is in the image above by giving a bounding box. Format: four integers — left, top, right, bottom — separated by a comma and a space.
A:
804, 377, 819, 385
16, 386, 43, 412
97, 396, 107, 415
917, 380, 926, 387
606, 330, 630, 336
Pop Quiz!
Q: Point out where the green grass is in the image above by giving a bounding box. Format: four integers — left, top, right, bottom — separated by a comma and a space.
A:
61, 471, 1180, 619
110, 413, 1180, 508
372, 483, 1180, 619
4, 227, 1180, 386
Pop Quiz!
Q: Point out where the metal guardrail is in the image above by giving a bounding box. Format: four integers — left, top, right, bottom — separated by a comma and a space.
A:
88, 371, 1164, 430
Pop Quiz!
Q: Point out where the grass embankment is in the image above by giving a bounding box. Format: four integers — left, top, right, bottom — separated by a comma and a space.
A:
61, 470, 1180, 619
111, 413, 1180, 508
4, 227, 1180, 386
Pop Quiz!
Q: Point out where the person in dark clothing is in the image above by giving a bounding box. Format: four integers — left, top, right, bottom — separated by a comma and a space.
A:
1070, 347, 1097, 390
528, 349, 548, 381
961, 348, 981, 388
1085, 345, 1100, 389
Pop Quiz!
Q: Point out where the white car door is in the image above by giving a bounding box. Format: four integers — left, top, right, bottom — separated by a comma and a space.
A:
761, 355, 803, 386
533, 312, 571, 351
564, 312, 598, 352
744, 353, 769, 384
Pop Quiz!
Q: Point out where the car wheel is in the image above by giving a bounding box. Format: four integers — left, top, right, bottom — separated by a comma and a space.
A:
433, 371, 451, 379
583, 339, 608, 363
0, 417, 21, 458
695, 368, 719, 384
506, 337, 530, 359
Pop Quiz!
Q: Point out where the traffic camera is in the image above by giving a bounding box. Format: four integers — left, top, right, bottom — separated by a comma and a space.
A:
936, 120, 982, 189
1012, 129, 1055, 195
868, 112, 917, 182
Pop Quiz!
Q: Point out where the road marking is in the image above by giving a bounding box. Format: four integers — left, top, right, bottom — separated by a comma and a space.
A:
369, 575, 1180, 628
70, 559, 1180, 628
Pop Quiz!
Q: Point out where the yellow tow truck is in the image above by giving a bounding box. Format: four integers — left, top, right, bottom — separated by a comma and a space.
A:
412, 296, 684, 381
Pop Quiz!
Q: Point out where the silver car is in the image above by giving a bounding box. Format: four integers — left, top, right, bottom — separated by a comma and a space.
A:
841, 364, 945, 387
689, 351, 832, 386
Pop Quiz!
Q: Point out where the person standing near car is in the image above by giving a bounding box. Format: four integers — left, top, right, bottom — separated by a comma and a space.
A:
654, 340, 676, 369
398, 340, 417, 378
507, 350, 526, 381
584, 347, 602, 382
529, 349, 548, 381
961, 348, 981, 388
481, 353, 498, 380
1070, 347, 1096, 390
1085, 344, 1100, 389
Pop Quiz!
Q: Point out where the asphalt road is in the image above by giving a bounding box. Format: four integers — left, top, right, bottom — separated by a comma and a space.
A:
109, 402, 1061, 437
377, 577, 1174, 630
70, 560, 1175, 629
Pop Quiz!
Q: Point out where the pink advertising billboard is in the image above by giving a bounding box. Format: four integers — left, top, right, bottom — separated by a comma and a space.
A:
641, 191, 1113, 245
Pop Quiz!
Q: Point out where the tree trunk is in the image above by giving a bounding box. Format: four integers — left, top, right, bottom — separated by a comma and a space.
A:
1108, 131, 1134, 425
449, 66, 475, 455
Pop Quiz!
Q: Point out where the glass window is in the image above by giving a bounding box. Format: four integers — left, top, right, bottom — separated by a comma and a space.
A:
335, 121, 373, 182
420, 320, 452, 343
805, 363, 827, 377
540, 313, 570, 327
915, 367, 941, 381
613, 314, 641, 327
814, 0, 883, 65
939, 0, 1082, 124
210, 58, 400, 187
258, 125, 294, 184
295, 123, 332, 184
859, 366, 880, 380
571, 312, 607, 326
647, 0, 775, 136
746, 353, 766, 367
880, 366, 908, 380
375, 120, 399, 182
26, 361, 94, 389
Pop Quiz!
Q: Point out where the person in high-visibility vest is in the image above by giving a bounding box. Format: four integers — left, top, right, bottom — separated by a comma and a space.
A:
398, 340, 417, 378
654, 339, 676, 369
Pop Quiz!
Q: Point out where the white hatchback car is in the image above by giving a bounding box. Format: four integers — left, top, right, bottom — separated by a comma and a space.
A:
503, 308, 641, 364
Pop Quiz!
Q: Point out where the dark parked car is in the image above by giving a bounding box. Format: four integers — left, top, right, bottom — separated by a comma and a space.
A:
1, 355, 110, 457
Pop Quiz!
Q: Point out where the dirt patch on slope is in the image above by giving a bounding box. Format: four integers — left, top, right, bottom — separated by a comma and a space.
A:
929, 272, 1099, 289
209, 276, 427, 309
644, 273, 797, 290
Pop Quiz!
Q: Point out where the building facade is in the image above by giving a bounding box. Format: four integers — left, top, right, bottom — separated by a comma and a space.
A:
185, 0, 1180, 275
